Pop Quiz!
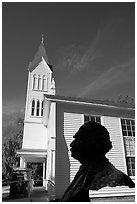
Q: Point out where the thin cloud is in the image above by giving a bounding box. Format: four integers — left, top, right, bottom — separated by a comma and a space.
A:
55, 10, 134, 79
55, 30, 102, 73
72, 30, 101, 72
79, 58, 135, 98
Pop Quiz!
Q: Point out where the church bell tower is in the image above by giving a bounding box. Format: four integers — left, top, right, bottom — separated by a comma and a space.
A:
17, 36, 56, 187
24, 36, 55, 122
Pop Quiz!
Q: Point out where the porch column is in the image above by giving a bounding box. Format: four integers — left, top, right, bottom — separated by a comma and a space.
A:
20, 157, 26, 168
43, 159, 46, 187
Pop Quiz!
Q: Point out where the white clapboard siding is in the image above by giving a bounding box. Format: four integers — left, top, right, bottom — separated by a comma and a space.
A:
102, 116, 127, 174
64, 112, 83, 182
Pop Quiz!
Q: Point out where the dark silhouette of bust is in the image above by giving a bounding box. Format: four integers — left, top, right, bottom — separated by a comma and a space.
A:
61, 121, 135, 202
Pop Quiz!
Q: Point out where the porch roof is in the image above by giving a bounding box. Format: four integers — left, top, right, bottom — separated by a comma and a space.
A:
17, 149, 47, 163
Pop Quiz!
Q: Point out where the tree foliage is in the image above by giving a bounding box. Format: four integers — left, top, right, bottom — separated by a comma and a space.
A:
116, 95, 135, 107
104, 95, 135, 107
2, 117, 24, 179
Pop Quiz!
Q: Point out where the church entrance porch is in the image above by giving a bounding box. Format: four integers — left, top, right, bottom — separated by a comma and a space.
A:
17, 149, 47, 187
27, 162, 43, 187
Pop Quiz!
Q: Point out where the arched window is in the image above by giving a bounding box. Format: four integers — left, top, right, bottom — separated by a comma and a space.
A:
33, 75, 37, 90
37, 75, 40, 90
38, 75, 42, 90
40, 77, 42, 90
36, 100, 40, 116
42, 76, 48, 91
41, 101, 44, 116
31, 100, 35, 116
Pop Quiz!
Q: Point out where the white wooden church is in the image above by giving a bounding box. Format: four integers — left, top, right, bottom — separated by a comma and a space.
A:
17, 38, 135, 201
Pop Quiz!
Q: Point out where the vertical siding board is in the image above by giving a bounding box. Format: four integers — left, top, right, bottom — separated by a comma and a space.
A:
56, 108, 70, 198
102, 116, 126, 173
64, 112, 83, 182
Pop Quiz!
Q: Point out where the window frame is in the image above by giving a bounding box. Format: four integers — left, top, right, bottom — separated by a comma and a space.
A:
32, 74, 37, 90
36, 100, 40, 116
42, 76, 48, 91
41, 101, 44, 116
120, 118, 135, 177
31, 100, 35, 116
84, 114, 101, 124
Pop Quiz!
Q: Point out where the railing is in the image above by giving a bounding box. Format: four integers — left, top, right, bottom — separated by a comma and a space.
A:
2, 179, 55, 202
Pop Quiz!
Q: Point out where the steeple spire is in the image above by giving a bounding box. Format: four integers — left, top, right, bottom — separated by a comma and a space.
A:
28, 36, 53, 72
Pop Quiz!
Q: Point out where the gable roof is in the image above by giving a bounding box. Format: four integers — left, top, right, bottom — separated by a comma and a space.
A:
28, 42, 53, 72
44, 94, 135, 110
44, 94, 134, 119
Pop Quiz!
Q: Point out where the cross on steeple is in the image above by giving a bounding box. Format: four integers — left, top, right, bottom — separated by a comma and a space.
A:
41, 34, 44, 44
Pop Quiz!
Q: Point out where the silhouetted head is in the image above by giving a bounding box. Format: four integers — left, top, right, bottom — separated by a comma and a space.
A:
70, 121, 112, 164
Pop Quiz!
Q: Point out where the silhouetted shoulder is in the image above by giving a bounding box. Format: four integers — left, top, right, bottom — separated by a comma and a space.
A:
111, 168, 135, 188
89, 161, 135, 190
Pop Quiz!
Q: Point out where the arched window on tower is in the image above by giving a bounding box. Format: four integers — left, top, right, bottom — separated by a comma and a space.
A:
42, 76, 48, 91
31, 100, 35, 116
36, 100, 40, 116
38, 75, 42, 90
33, 75, 37, 90
41, 101, 44, 116
37, 75, 40, 90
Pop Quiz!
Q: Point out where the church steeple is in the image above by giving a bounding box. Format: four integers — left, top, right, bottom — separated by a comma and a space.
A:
28, 36, 52, 72
18, 36, 55, 178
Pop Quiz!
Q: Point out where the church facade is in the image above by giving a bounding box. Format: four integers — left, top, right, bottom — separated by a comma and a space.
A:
17, 40, 135, 201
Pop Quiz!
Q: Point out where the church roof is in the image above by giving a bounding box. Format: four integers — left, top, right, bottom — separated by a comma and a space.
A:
44, 94, 134, 119
28, 41, 53, 72
44, 94, 135, 110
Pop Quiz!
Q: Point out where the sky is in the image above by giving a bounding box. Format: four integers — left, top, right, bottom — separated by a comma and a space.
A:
2, 2, 135, 117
